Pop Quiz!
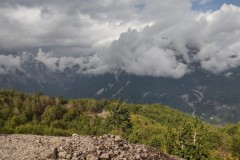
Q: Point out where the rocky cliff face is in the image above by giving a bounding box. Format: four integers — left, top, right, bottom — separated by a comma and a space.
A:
0, 134, 179, 160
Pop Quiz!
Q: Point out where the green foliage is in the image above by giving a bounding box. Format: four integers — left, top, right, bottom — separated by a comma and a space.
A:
231, 136, 240, 158
164, 127, 177, 154
106, 101, 132, 137
63, 108, 80, 121
175, 119, 209, 159
0, 89, 239, 159
41, 105, 66, 125
149, 135, 163, 148
128, 125, 142, 143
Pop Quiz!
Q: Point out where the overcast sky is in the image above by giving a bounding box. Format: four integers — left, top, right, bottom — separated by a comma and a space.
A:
0, 0, 240, 78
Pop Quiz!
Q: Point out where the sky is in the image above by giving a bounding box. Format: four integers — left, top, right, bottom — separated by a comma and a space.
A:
193, 0, 240, 11
0, 0, 240, 78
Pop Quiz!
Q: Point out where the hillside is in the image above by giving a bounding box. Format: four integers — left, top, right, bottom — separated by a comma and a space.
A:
0, 89, 240, 159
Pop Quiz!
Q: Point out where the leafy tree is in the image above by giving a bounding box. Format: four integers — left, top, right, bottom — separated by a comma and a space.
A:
164, 127, 177, 154
106, 101, 132, 137
63, 108, 80, 121
50, 120, 67, 129
41, 105, 66, 125
0, 104, 11, 120
176, 119, 209, 159
231, 136, 240, 158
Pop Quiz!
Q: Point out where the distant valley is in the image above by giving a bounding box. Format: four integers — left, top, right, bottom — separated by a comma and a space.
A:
1, 52, 240, 124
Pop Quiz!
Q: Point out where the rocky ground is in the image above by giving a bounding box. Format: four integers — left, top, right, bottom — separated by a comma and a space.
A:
0, 134, 179, 160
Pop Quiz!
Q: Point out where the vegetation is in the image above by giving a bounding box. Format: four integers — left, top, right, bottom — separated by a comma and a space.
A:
0, 89, 240, 159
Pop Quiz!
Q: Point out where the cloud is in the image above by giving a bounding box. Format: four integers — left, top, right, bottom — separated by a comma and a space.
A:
34, 49, 108, 74
192, 0, 212, 5
195, 4, 240, 72
0, 0, 149, 56
99, 29, 189, 78
0, 1, 240, 78
100, 3, 240, 75
0, 54, 22, 74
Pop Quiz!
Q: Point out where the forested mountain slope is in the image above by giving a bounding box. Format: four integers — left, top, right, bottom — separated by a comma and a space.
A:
0, 89, 240, 159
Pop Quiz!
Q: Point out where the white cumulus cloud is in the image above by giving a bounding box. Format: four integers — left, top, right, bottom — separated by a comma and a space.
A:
0, 1, 240, 78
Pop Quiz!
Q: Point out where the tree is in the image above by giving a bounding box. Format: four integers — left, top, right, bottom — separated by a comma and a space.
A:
41, 105, 66, 125
106, 101, 132, 137
164, 127, 177, 154
176, 119, 209, 159
63, 108, 79, 121
231, 136, 240, 158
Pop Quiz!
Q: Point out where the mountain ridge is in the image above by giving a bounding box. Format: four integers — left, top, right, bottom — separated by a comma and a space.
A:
1, 52, 240, 124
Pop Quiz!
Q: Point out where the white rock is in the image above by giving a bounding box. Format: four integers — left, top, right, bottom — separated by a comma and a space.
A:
100, 153, 109, 159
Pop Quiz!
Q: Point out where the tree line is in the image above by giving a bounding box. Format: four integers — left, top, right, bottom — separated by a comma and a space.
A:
0, 89, 239, 159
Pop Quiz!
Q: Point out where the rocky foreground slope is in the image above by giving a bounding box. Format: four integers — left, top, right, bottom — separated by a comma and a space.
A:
0, 134, 179, 160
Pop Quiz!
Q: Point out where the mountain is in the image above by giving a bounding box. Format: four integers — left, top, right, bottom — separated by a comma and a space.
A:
0, 52, 240, 124
0, 89, 240, 159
